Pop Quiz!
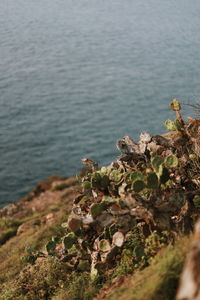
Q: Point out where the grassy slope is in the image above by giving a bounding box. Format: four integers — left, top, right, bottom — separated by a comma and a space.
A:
0, 176, 193, 300
101, 236, 190, 300
0, 213, 191, 300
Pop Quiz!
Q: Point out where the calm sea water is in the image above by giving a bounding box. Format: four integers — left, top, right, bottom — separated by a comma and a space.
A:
0, 0, 200, 206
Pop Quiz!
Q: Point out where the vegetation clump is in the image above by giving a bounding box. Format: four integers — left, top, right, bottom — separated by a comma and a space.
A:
2, 100, 200, 300
24, 101, 200, 276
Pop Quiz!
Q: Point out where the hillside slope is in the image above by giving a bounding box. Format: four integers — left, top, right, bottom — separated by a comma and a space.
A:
0, 100, 200, 300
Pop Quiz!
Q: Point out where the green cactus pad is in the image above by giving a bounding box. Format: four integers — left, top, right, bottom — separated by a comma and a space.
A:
100, 167, 108, 175
126, 171, 144, 184
133, 245, 144, 260
46, 240, 56, 254
90, 203, 105, 219
52, 236, 60, 243
101, 175, 110, 188
63, 233, 77, 249
147, 172, 159, 189
91, 173, 102, 188
151, 156, 164, 172
99, 239, 111, 252
160, 167, 170, 184
109, 169, 123, 182
132, 180, 145, 192
165, 154, 179, 168
165, 120, 177, 131
82, 180, 92, 190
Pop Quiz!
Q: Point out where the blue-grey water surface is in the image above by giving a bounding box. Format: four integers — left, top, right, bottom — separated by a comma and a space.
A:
0, 0, 200, 206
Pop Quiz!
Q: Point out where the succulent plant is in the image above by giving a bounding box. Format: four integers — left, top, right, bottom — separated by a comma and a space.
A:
151, 156, 164, 172
82, 180, 92, 190
101, 175, 110, 188
63, 233, 77, 250
52, 236, 60, 243
147, 172, 159, 189
109, 169, 123, 182
42, 99, 200, 281
98, 239, 111, 252
46, 240, 56, 255
133, 245, 144, 260
100, 166, 108, 175
165, 154, 179, 168
160, 167, 170, 184
91, 173, 102, 188
132, 180, 145, 192
165, 120, 177, 131
189, 154, 198, 160
90, 203, 106, 219
126, 171, 144, 184
170, 98, 181, 111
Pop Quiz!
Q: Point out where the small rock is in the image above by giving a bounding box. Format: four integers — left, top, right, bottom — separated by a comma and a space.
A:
112, 232, 125, 247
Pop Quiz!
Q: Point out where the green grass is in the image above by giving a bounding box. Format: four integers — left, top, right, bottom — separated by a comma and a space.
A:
107, 235, 190, 300
0, 212, 69, 290
0, 218, 22, 246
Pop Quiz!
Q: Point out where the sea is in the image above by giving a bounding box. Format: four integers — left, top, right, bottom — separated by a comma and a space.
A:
0, 0, 200, 206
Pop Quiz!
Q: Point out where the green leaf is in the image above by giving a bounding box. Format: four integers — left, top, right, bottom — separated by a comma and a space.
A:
100, 167, 108, 175
63, 233, 77, 249
151, 156, 164, 172
160, 167, 170, 184
99, 239, 111, 252
46, 241, 56, 254
82, 181, 91, 190
165, 120, 177, 131
109, 169, 123, 182
101, 175, 110, 188
133, 246, 144, 260
189, 154, 198, 160
147, 172, 159, 189
126, 171, 144, 184
91, 173, 102, 188
90, 203, 105, 219
165, 155, 179, 168
52, 236, 60, 243
132, 180, 145, 192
